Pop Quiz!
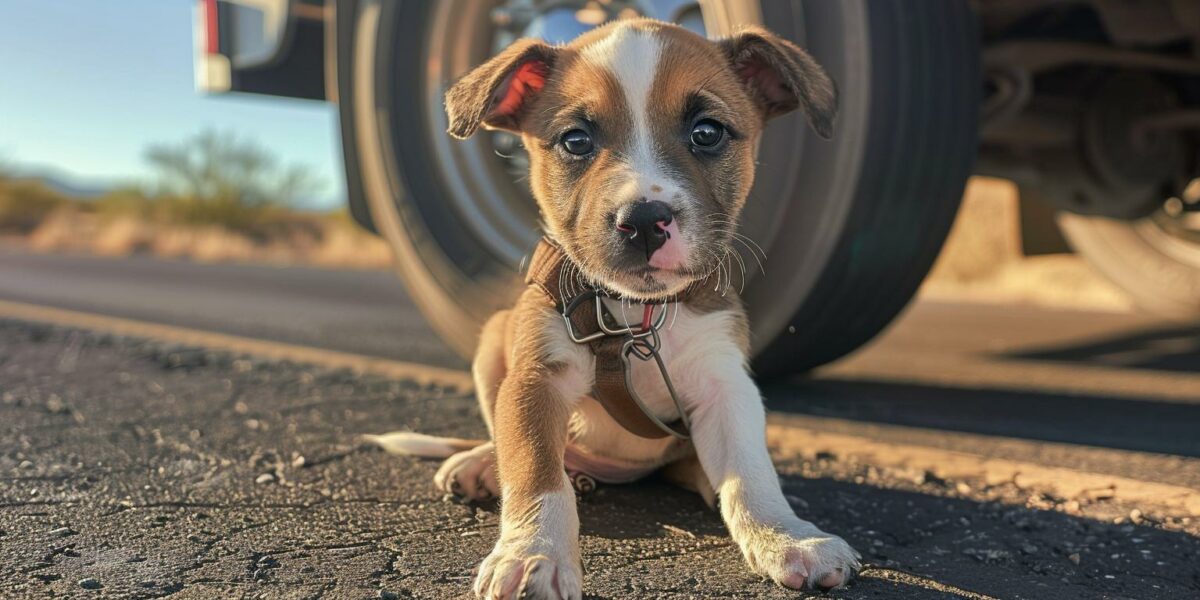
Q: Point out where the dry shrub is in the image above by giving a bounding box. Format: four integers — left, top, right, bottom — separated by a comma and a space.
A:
185, 227, 260, 263
0, 179, 69, 233
91, 216, 154, 256
4, 130, 393, 269
309, 218, 393, 269
26, 208, 99, 252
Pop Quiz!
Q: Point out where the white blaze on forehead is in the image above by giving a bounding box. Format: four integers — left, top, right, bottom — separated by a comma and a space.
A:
581, 25, 665, 181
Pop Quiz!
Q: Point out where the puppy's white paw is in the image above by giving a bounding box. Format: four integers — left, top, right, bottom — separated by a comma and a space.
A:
473, 541, 582, 600
434, 443, 499, 501
741, 520, 861, 591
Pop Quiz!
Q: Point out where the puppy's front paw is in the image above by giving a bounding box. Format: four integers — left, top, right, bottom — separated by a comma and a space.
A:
473, 539, 582, 600
434, 443, 499, 501
741, 521, 861, 591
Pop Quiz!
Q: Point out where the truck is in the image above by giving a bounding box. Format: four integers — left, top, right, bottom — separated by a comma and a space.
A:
195, 0, 1200, 375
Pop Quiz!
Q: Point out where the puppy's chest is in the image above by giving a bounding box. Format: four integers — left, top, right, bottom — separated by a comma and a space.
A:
596, 299, 716, 417
559, 299, 741, 468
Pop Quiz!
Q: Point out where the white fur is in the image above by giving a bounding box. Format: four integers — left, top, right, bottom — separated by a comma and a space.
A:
565, 305, 726, 471
434, 441, 499, 500
582, 25, 691, 214
543, 304, 860, 588
363, 431, 480, 458
580, 26, 701, 301
467, 311, 589, 599
582, 25, 661, 177
475, 479, 582, 599
671, 310, 862, 589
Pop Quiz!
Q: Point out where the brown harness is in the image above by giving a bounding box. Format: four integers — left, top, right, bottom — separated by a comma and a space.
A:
525, 237, 713, 439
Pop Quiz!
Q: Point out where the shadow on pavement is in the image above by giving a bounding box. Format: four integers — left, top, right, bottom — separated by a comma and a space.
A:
1005, 324, 1200, 374
763, 379, 1200, 458
570, 473, 1200, 599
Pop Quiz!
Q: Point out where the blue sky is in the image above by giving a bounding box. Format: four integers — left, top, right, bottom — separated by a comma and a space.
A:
0, 0, 345, 209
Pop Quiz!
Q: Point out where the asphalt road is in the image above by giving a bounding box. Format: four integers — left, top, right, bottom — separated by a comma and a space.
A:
0, 249, 463, 368
1, 248, 1198, 599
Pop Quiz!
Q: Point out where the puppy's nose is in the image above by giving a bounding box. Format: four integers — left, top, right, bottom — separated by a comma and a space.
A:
617, 200, 674, 258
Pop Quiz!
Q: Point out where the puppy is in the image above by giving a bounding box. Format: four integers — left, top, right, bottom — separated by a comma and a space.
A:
380, 18, 859, 599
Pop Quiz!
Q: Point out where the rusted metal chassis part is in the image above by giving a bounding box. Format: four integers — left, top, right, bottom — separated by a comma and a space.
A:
982, 42, 1200, 136
975, 4, 1200, 220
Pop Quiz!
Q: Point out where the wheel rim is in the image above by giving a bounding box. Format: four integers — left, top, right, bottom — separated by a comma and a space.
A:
1136, 181, 1200, 266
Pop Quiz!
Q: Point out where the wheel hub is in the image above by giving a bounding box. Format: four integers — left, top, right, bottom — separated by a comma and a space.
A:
1084, 74, 1183, 192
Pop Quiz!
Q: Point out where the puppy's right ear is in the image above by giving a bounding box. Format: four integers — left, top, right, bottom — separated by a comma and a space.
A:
445, 39, 558, 139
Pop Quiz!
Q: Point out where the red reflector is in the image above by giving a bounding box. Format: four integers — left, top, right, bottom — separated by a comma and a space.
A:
203, 0, 219, 54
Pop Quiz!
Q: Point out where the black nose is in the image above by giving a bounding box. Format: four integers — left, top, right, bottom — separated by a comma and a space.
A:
617, 200, 674, 258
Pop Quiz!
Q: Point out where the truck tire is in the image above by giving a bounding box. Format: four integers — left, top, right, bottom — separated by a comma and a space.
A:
339, 0, 979, 375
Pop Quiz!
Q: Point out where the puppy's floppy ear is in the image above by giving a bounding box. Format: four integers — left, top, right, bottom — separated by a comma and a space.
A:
444, 39, 558, 139
718, 27, 838, 138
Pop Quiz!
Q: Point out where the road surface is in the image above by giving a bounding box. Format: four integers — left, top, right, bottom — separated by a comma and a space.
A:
0, 248, 1197, 599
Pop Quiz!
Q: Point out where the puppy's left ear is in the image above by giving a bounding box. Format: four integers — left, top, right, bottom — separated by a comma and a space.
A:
445, 38, 559, 139
718, 27, 838, 138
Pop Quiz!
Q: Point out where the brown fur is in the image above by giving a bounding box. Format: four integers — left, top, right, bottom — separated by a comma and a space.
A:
441, 19, 844, 597
718, 26, 839, 137
445, 11, 835, 524
475, 290, 574, 507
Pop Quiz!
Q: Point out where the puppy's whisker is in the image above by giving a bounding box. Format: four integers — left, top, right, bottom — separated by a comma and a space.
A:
733, 233, 768, 263
726, 246, 748, 294
707, 222, 767, 263
721, 251, 732, 297
731, 238, 765, 276
710, 249, 723, 293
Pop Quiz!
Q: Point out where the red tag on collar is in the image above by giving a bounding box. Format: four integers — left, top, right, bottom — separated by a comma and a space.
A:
640, 304, 654, 332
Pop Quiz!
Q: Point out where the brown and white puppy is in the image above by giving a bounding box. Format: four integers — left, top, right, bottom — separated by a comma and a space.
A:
382, 18, 858, 599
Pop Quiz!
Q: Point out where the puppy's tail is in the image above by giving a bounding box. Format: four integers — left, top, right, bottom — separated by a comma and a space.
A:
362, 431, 486, 459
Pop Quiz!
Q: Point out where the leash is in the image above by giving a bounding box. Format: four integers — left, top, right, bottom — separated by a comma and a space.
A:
524, 238, 710, 439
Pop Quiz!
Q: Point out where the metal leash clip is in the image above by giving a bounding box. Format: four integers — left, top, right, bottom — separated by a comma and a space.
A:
618, 314, 691, 440
561, 290, 667, 344
560, 290, 690, 439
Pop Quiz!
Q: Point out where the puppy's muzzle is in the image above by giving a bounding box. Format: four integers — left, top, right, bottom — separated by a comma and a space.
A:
616, 200, 673, 259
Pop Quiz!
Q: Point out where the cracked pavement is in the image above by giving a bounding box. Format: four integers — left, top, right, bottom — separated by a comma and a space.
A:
1, 320, 1198, 599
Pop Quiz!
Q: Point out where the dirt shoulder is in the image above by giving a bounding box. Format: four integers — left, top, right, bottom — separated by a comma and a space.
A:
7, 207, 394, 271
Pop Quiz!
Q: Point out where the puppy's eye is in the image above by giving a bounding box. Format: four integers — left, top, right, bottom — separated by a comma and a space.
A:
690, 119, 724, 148
561, 129, 594, 155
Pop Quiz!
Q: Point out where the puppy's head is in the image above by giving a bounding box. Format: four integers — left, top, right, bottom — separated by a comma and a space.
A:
446, 19, 836, 301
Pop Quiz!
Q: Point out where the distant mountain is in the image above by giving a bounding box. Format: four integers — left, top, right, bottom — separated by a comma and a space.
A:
5, 167, 118, 199
3, 165, 342, 209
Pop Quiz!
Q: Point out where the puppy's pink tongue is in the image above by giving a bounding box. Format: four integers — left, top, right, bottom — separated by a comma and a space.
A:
648, 221, 687, 270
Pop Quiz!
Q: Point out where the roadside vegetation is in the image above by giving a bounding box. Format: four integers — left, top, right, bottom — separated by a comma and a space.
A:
0, 131, 391, 269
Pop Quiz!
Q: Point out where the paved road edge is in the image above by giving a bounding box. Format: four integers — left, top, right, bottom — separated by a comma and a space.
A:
0, 299, 475, 391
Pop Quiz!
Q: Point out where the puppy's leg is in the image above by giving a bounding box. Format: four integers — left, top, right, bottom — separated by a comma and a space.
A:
474, 301, 589, 599
434, 311, 510, 501
680, 337, 860, 591
435, 441, 499, 500
473, 309, 509, 435
661, 454, 715, 508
